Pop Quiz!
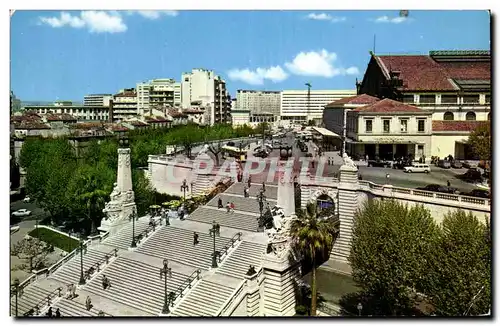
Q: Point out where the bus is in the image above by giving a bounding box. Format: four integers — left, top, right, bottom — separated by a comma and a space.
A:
222, 145, 247, 162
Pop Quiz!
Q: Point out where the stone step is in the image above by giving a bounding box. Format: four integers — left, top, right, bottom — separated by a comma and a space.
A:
225, 182, 278, 199
217, 241, 266, 280
206, 194, 272, 215
188, 207, 258, 232
52, 297, 100, 317
102, 219, 152, 249
10, 285, 54, 316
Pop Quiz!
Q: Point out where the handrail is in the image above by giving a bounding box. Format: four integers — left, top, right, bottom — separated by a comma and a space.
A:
169, 269, 202, 306
134, 218, 160, 245
83, 248, 118, 281
217, 232, 243, 263
30, 286, 63, 316
217, 279, 247, 316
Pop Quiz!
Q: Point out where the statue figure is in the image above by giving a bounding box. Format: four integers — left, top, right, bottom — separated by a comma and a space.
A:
342, 153, 357, 168
110, 183, 121, 202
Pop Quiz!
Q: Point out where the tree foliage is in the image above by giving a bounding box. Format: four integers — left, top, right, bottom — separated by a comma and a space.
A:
349, 199, 491, 316
11, 237, 50, 272
467, 123, 491, 161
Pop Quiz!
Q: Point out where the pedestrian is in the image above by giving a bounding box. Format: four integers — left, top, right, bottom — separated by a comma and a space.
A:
447, 180, 451, 188
262, 182, 266, 192
248, 175, 252, 188
216, 223, 220, 235
102, 275, 108, 290
230, 202, 235, 213
55, 308, 61, 318
85, 296, 92, 311
193, 232, 199, 246
46, 307, 53, 317
218, 197, 223, 209
226, 202, 231, 213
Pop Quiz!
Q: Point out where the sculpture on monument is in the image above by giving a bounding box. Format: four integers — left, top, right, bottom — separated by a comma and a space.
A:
342, 153, 357, 169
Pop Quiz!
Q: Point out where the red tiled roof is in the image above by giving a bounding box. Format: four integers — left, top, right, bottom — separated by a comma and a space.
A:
71, 122, 106, 130
128, 120, 149, 126
145, 116, 170, 123
432, 120, 489, 132
106, 124, 129, 132
183, 108, 204, 114
168, 109, 187, 118
11, 112, 43, 122
374, 54, 491, 91
46, 113, 77, 121
352, 98, 424, 113
13, 121, 50, 130
325, 94, 380, 107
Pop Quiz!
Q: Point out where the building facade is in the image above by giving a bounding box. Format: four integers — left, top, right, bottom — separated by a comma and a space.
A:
112, 89, 138, 122
25, 103, 110, 122
181, 69, 231, 125
280, 89, 357, 124
84, 94, 112, 107
236, 90, 281, 116
357, 50, 491, 159
137, 79, 181, 116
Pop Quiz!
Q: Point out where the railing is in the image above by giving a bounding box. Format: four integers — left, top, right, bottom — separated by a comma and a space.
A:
28, 286, 63, 316
133, 218, 160, 246
83, 248, 118, 281
217, 279, 247, 316
169, 269, 202, 306
217, 232, 243, 263
99, 231, 110, 243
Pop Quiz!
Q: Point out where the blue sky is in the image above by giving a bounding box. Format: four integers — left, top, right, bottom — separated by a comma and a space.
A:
11, 10, 490, 101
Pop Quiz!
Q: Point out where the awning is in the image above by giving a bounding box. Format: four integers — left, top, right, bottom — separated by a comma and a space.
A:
312, 127, 341, 138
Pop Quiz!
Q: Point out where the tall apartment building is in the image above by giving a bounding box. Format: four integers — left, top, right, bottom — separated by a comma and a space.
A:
236, 90, 281, 116
280, 89, 357, 123
84, 94, 112, 107
24, 102, 110, 122
112, 89, 138, 122
181, 68, 231, 125
137, 79, 181, 116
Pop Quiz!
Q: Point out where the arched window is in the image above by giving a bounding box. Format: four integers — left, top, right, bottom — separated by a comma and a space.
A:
466, 112, 476, 121
443, 111, 454, 120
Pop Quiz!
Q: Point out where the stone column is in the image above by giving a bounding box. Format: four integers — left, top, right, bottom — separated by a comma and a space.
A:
277, 161, 295, 217
245, 273, 260, 316
261, 246, 300, 316
117, 148, 133, 193
331, 164, 359, 262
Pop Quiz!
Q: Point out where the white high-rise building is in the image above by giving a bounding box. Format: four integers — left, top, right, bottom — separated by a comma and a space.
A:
280, 89, 357, 123
181, 69, 230, 125
84, 94, 112, 107
137, 79, 181, 116
236, 90, 281, 116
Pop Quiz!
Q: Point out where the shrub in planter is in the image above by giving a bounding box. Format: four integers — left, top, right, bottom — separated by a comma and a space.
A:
295, 305, 308, 315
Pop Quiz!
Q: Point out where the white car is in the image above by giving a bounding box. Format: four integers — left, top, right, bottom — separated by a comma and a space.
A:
403, 164, 431, 173
23, 196, 31, 203
12, 209, 32, 217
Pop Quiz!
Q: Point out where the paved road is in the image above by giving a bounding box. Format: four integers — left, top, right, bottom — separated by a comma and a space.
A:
10, 200, 48, 225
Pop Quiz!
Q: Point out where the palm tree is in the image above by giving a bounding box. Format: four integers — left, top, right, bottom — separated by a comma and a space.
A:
290, 203, 339, 316
78, 175, 108, 235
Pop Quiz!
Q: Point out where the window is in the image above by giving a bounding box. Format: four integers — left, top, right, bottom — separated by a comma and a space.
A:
443, 112, 454, 120
365, 119, 373, 133
463, 95, 479, 104
485, 94, 491, 104
441, 95, 458, 104
466, 111, 476, 121
402, 95, 414, 103
383, 119, 391, 133
419, 95, 436, 104
418, 119, 426, 133
400, 119, 408, 132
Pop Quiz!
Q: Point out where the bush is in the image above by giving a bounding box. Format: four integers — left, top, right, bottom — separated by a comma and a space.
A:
28, 227, 80, 252
295, 305, 308, 315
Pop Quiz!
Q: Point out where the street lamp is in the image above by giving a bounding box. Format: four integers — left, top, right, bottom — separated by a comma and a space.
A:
160, 259, 172, 314
12, 278, 20, 316
130, 209, 137, 248
357, 302, 363, 316
209, 220, 220, 268
305, 82, 312, 124
256, 191, 266, 230
180, 179, 189, 201
78, 234, 86, 285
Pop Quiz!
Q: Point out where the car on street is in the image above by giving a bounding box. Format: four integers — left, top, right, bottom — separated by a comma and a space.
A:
12, 209, 32, 217
403, 163, 431, 173
458, 168, 483, 183
392, 159, 412, 170
462, 161, 478, 169
451, 160, 463, 169
461, 189, 490, 198
23, 196, 31, 203
417, 184, 457, 194
367, 159, 391, 168
437, 160, 451, 169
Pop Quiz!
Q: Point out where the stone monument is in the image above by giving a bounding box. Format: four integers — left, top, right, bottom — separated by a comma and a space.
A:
99, 138, 137, 236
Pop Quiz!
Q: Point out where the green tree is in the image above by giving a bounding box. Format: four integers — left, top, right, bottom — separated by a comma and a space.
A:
78, 176, 109, 235
132, 170, 155, 217
467, 123, 491, 161
11, 237, 50, 272
349, 199, 440, 316
290, 203, 339, 316
427, 211, 491, 316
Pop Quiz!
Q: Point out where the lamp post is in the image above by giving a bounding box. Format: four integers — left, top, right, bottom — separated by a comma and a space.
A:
180, 179, 189, 201
209, 220, 220, 268
12, 278, 19, 316
160, 259, 172, 314
256, 191, 266, 230
305, 82, 312, 124
357, 302, 363, 316
78, 234, 86, 285
130, 209, 137, 248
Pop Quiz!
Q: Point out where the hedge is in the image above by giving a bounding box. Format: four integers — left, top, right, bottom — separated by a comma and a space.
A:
28, 227, 80, 252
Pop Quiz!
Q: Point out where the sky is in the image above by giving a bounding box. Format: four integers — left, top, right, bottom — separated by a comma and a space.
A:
10, 10, 491, 102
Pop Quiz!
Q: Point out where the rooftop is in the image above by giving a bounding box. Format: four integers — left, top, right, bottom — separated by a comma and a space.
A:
432, 120, 490, 132
325, 94, 380, 108
352, 98, 425, 113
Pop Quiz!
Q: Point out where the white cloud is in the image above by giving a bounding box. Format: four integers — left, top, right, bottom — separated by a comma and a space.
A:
284, 49, 359, 78
134, 10, 179, 19
306, 13, 346, 23
374, 15, 408, 24
39, 11, 127, 33
228, 66, 288, 85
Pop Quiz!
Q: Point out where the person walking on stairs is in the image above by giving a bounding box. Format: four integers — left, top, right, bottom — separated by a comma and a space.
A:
226, 202, 231, 213
218, 197, 223, 209
230, 202, 235, 213
193, 232, 199, 246
46, 307, 53, 317
55, 308, 61, 318
247, 175, 252, 188
85, 296, 92, 311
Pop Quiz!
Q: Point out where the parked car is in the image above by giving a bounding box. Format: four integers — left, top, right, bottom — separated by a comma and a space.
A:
451, 160, 463, 169
462, 161, 478, 169
417, 184, 457, 194
458, 168, 483, 183
367, 159, 391, 168
462, 189, 490, 198
404, 164, 431, 173
12, 209, 32, 217
254, 150, 268, 158
437, 160, 451, 169
23, 196, 31, 203
393, 160, 412, 170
